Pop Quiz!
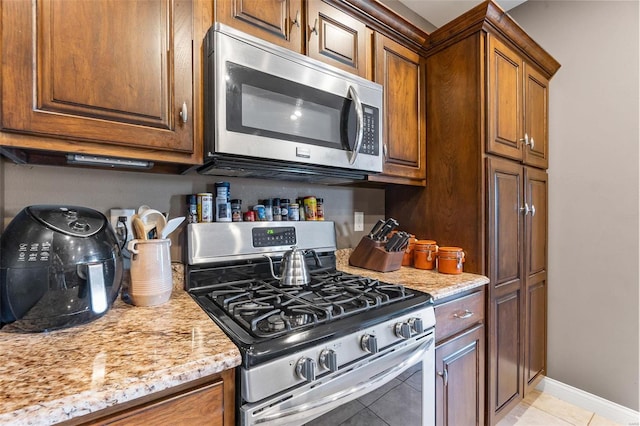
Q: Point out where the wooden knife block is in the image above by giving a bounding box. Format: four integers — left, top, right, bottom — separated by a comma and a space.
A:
349, 237, 404, 272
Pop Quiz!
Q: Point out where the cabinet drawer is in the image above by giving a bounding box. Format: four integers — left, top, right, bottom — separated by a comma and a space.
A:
435, 290, 485, 342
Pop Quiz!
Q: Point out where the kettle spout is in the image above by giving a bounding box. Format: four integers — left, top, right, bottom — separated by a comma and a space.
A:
263, 254, 282, 281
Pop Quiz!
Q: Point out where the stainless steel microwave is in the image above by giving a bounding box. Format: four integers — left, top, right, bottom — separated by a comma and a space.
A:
197, 24, 384, 183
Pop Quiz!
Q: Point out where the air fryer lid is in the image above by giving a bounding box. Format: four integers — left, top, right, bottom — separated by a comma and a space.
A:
27, 205, 106, 237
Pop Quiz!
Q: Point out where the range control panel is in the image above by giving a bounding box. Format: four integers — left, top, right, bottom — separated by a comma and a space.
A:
252, 226, 296, 248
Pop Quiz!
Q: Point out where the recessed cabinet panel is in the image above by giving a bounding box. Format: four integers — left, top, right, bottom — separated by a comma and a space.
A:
525, 277, 546, 388
488, 36, 522, 162
307, 0, 366, 77
524, 65, 549, 168
488, 158, 523, 288
436, 325, 485, 426
1, 0, 197, 161
494, 290, 521, 411
525, 168, 548, 276
41, 1, 167, 126
216, 0, 303, 53
370, 33, 425, 185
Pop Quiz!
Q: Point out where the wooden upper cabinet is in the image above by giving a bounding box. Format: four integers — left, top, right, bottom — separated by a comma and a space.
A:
306, 0, 367, 78
0, 0, 201, 164
369, 33, 426, 186
487, 35, 549, 169
523, 65, 550, 169
216, 0, 304, 53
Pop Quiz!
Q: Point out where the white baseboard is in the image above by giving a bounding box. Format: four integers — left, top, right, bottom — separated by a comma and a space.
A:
536, 377, 640, 425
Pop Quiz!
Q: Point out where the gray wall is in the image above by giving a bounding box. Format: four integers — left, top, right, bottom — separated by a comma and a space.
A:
511, 0, 639, 410
1, 161, 385, 260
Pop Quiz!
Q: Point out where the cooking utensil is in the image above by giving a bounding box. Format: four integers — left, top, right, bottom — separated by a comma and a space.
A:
132, 216, 151, 240
264, 246, 321, 286
372, 218, 399, 241
139, 209, 167, 236
160, 216, 185, 239
368, 219, 385, 239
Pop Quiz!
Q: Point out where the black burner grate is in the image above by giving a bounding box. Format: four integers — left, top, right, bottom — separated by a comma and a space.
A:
204, 271, 415, 338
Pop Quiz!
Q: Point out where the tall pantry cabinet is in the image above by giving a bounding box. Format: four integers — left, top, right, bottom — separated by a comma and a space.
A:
385, 2, 560, 424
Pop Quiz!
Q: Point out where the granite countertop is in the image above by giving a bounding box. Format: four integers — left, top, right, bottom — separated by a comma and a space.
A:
0, 265, 241, 426
0, 251, 488, 425
335, 249, 489, 301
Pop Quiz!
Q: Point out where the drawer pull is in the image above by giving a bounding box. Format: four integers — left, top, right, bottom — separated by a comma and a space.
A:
437, 368, 448, 387
453, 309, 473, 319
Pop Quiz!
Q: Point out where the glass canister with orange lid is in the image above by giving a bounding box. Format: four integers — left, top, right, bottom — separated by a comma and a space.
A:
437, 247, 465, 274
414, 240, 438, 270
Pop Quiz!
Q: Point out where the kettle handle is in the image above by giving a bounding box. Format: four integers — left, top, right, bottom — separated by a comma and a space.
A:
86, 263, 108, 314
263, 254, 282, 281
304, 249, 322, 268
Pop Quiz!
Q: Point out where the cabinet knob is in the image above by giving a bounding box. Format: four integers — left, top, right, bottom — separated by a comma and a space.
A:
520, 133, 529, 146
530, 137, 535, 150
179, 102, 188, 123
310, 18, 318, 35
520, 203, 530, 215
530, 204, 536, 217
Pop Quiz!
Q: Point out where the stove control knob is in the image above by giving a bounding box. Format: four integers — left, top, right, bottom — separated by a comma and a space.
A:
409, 317, 424, 334
295, 357, 316, 382
395, 322, 412, 339
319, 349, 338, 372
361, 334, 378, 354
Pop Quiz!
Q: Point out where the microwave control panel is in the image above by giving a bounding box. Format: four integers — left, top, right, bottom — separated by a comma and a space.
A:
360, 106, 379, 156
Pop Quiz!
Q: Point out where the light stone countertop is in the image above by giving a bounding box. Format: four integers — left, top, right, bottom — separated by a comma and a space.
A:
335, 249, 489, 301
0, 264, 241, 426
0, 251, 488, 426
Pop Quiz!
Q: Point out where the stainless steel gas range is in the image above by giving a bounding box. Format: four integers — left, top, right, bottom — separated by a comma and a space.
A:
185, 221, 435, 426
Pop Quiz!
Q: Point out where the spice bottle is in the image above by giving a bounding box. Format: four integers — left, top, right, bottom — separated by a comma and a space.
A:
264, 199, 273, 221
280, 199, 290, 221
304, 196, 317, 221
316, 197, 325, 221
297, 197, 306, 221
231, 199, 242, 222
272, 198, 282, 221
288, 202, 300, 221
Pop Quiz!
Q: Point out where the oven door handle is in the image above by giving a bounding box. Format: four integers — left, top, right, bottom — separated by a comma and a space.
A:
347, 85, 364, 165
254, 337, 433, 425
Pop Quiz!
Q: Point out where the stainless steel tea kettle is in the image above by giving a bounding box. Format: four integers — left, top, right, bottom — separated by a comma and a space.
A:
264, 246, 321, 286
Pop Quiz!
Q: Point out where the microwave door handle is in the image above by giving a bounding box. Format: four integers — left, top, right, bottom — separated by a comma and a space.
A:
347, 85, 364, 165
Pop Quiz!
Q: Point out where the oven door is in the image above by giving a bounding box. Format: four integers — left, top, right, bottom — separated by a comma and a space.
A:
239, 333, 435, 426
205, 25, 383, 174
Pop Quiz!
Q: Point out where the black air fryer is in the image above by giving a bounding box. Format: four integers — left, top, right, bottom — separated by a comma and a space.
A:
0, 205, 123, 332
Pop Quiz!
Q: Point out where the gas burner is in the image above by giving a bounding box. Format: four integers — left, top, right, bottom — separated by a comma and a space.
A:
266, 315, 285, 331
238, 302, 261, 316
289, 313, 311, 327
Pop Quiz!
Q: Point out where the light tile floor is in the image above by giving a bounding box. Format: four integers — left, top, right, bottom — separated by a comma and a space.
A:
497, 389, 623, 426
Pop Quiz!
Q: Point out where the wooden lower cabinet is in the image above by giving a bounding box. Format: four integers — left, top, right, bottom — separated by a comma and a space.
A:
71, 369, 235, 426
435, 289, 485, 426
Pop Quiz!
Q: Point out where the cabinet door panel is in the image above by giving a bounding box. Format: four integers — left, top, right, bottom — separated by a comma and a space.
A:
524, 65, 549, 168
436, 325, 485, 426
487, 157, 523, 288
525, 275, 546, 390
493, 290, 522, 411
1, 0, 194, 155
307, 0, 366, 77
216, 0, 303, 53
370, 34, 425, 185
487, 36, 523, 162
525, 168, 548, 276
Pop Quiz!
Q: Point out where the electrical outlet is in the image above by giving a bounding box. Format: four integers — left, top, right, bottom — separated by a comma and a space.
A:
354, 211, 364, 232
109, 208, 136, 244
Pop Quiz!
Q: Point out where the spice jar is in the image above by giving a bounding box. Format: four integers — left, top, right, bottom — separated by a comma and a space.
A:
304, 196, 317, 221
316, 198, 325, 221
437, 247, 465, 274
414, 240, 438, 270
401, 235, 417, 266
231, 199, 243, 222
288, 203, 300, 221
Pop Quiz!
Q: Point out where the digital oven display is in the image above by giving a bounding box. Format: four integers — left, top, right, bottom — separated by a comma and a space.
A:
252, 227, 296, 248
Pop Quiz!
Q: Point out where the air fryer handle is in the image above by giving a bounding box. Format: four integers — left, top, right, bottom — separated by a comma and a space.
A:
87, 263, 108, 314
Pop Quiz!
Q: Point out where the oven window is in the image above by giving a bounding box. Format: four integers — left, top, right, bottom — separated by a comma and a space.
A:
304, 363, 423, 426
225, 62, 355, 150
